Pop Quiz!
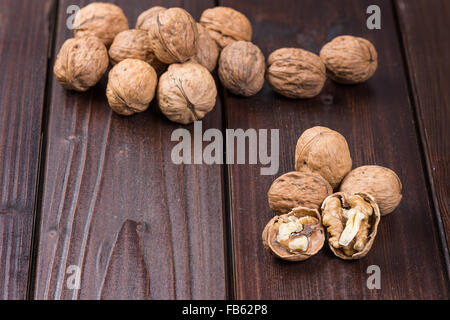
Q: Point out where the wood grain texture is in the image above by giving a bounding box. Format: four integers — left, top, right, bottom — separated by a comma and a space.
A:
221, 0, 450, 299
34, 0, 226, 299
396, 0, 450, 257
0, 0, 54, 299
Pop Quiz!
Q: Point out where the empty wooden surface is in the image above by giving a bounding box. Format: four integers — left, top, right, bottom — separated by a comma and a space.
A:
0, 0, 448, 300
396, 0, 450, 253
0, 0, 54, 299
222, 0, 449, 299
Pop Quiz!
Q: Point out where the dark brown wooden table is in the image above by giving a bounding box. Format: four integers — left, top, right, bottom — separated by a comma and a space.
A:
0, 0, 448, 300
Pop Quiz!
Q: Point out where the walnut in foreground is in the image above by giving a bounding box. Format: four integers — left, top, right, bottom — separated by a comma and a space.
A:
73, 2, 129, 47
108, 29, 166, 74
200, 6, 252, 48
157, 62, 217, 125
266, 48, 326, 98
135, 6, 166, 31
218, 41, 265, 97
190, 24, 220, 72
262, 206, 325, 261
53, 37, 109, 92
268, 171, 332, 214
106, 59, 157, 115
320, 35, 378, 84
321, 192, 380, 259
147, 7, 198, 64
295, 126, 352, 189
339, 165, 402, 215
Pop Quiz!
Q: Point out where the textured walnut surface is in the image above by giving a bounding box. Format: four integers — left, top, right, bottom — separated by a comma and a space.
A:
200, 6, 252, 48
218, 41, 265, 97
320, 35, 378, 84
266, 48, 326, 98
295, 126, 352, 189
135, 6, 166, 31
268, 171, 332, 213
190, 24, 219, 72
340, 165, 402, 215
106, 59, 157, 116
53, 36, 109, 92
73, 2, 129, 47
157, 62, 217, 124
147, 7, 198, 64
108, 29, 166, 74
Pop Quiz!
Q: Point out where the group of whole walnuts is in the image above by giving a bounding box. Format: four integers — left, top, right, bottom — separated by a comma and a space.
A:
54, 3, 378, 124
263, 126, 402, 261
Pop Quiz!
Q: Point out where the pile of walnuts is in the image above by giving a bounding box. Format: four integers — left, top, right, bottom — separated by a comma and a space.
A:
54, 3, 379, 124
263, 126, 402, 261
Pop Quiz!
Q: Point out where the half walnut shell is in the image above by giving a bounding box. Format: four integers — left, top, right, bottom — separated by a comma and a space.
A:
262, 206, 325, 261
321, 192, 380, 260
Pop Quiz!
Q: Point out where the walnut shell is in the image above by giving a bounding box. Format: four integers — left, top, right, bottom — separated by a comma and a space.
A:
147, 7, 198, 64
268, 171, 332, 214
108, 29, 166, 74
53, 36, 108, 92
157, 62, 217, 125
218, 41, 265, 97
266, 48, 326, 98
320, 35, 378, 84
73, 2, 129, 47
190, 24, 220, 72
321, 192, 380, 260
200, 6, 252, 48
262, 206, 325, 262
135, 6, 166, 31
295, 126, 352, 189
106, 59, 157, 116
339, 165, 402, 215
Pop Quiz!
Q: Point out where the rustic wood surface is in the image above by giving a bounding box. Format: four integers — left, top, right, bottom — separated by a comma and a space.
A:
32, 0, 226, 300
221, 0, 449, 299
396, 0, 450, 257
0, 0, 448, 300
0, 0, 54, 299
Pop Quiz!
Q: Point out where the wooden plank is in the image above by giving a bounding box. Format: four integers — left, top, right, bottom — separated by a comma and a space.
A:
0, 0, 54, 299
222, 0, 449, 299
395, 0, 450, 259
33, 0, 226, 299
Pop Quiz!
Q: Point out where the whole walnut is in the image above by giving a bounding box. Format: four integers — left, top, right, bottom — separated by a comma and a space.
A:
320, 35, 378, 84
266, 48, 326, 98
190, 24, 220, 72
339, 165, 402, 216
147, 7, 198, 64
53, 36, 108, 92
218, 41, 265, 97
295, 126, 352, 189
73, 2, 129, 47
106, 59, 157, 116
135, 6, 166, 31
108, 29, 166, 74
157, 62, 217, 125
200, 6, 252, 48
268, 171, 332, 214
262, 206, 325, 262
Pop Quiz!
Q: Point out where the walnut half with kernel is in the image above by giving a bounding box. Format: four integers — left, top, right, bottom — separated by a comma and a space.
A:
262, 206, 325, 261
321, 192, 380, 260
